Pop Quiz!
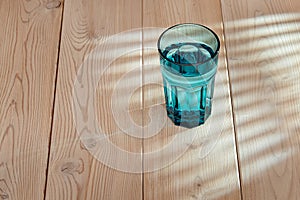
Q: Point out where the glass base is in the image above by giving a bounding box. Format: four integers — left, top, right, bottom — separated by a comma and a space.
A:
166, 105, 211, 128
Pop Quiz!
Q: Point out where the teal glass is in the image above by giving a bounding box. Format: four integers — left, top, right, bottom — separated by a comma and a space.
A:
158, 23, 220, 128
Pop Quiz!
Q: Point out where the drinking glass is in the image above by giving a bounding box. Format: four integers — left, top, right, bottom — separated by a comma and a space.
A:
158, 23, 220, 128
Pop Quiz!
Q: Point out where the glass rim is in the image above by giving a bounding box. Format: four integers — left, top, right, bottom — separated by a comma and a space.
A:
157, 23, 220, 66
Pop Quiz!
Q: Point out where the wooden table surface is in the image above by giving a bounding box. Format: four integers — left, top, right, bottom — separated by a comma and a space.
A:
1, 0, 300, 199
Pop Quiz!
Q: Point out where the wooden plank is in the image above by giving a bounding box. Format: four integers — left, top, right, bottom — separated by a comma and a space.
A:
45, 0, 143, 199
221, 0, 300, 199
0, 0, 63, 199
142, 0, 241, 199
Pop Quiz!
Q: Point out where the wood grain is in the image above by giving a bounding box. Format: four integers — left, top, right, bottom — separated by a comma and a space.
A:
142, 0, 241, 199
0, 0, 63, 199
45, 0, 143, 199
221, 0, 300, 199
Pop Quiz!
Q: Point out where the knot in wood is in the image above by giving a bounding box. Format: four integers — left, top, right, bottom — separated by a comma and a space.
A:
46, 1, 62, 9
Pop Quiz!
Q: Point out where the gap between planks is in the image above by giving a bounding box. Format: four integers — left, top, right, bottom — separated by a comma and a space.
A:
219, 0, 244, 199
43, 1, 65, 199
